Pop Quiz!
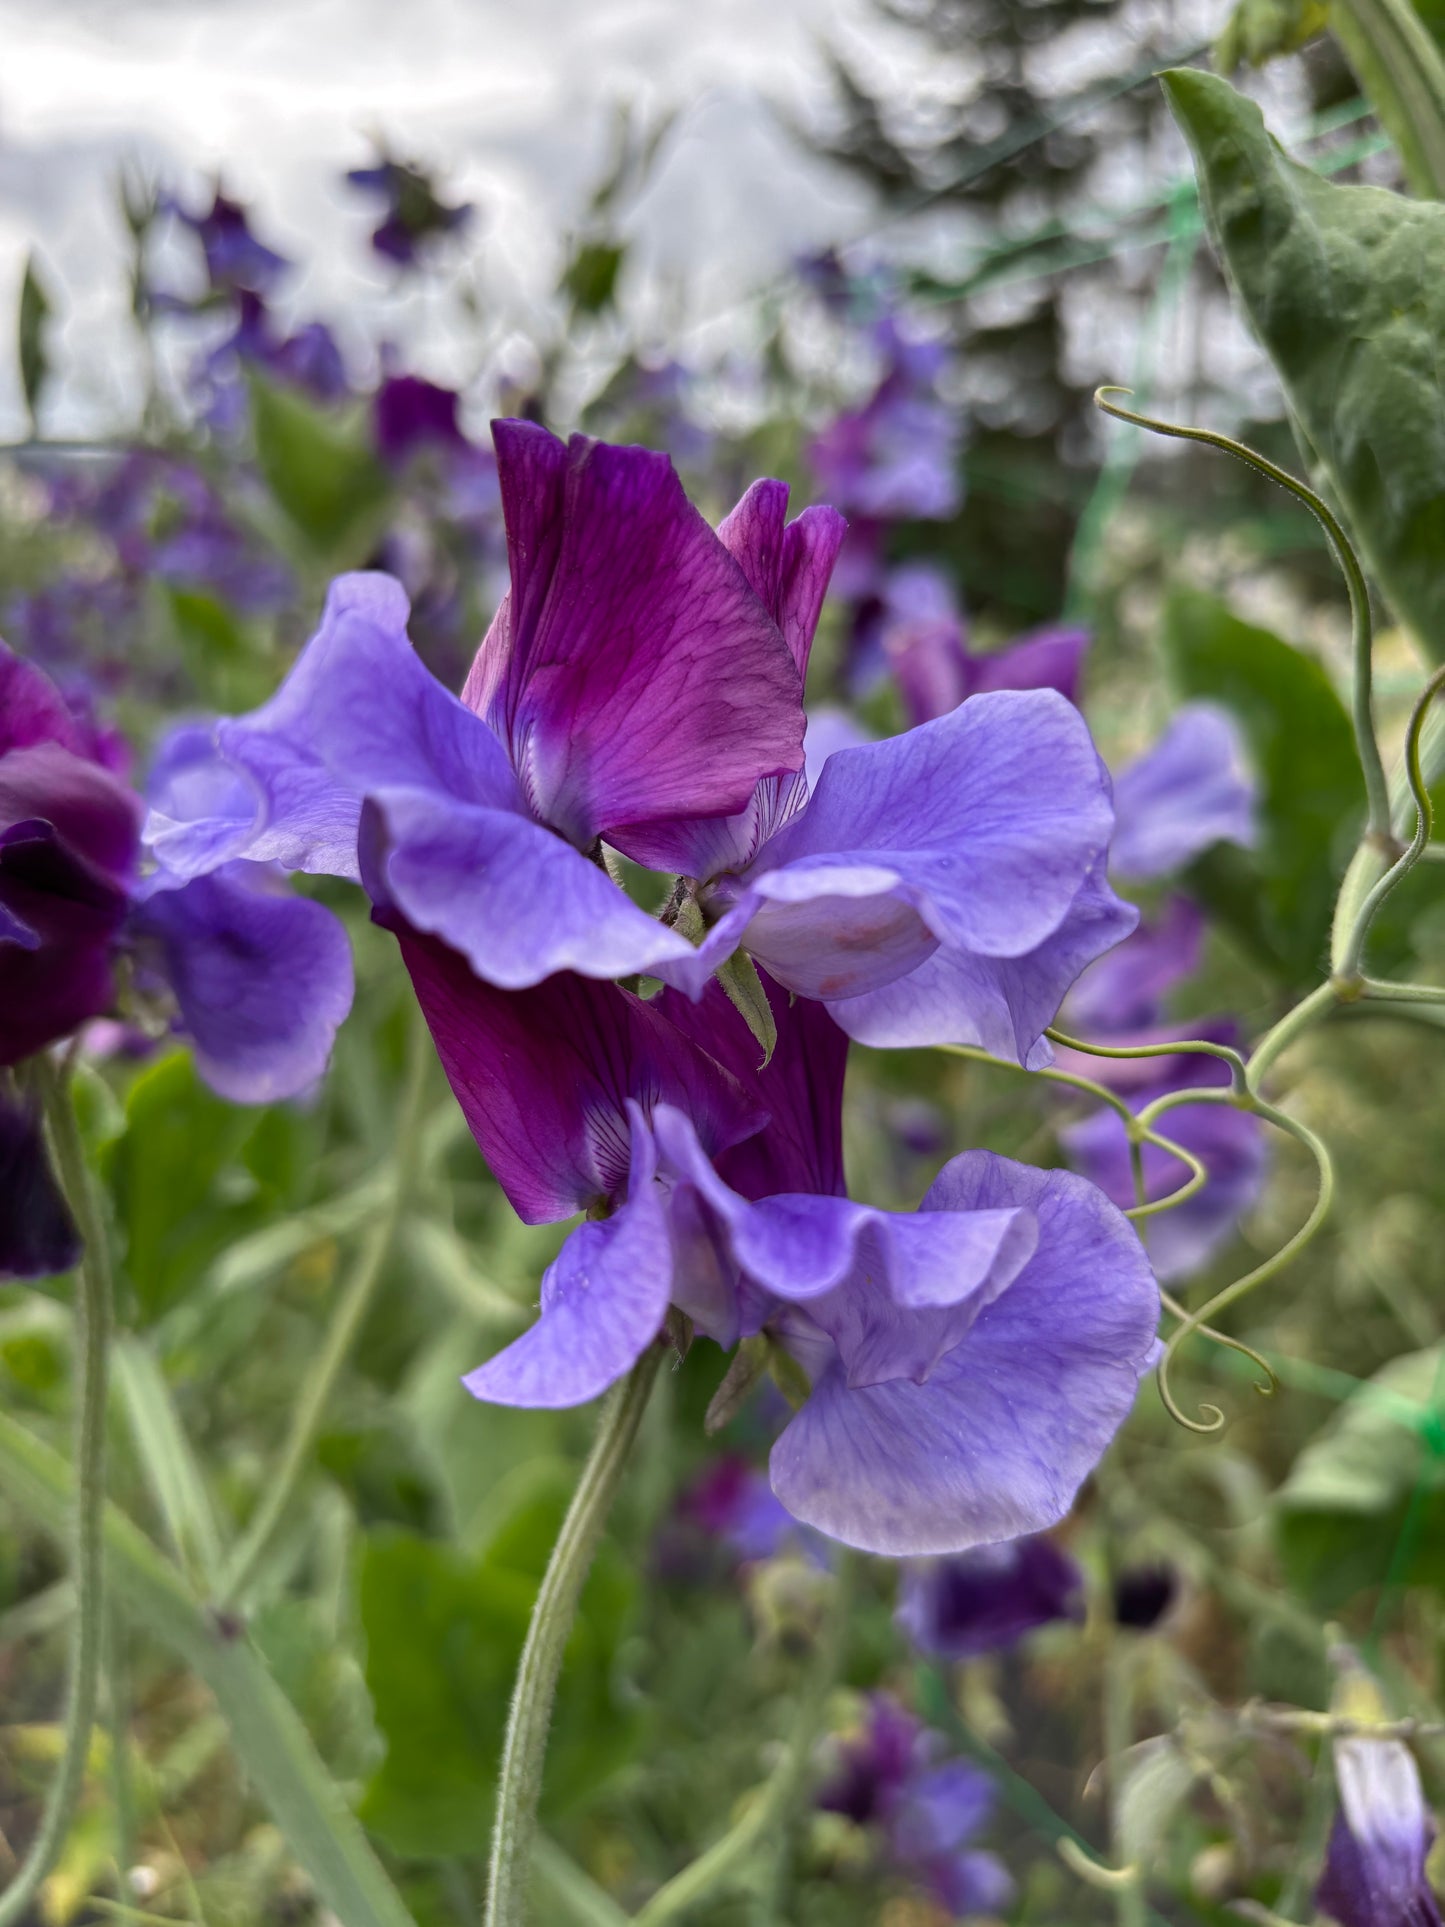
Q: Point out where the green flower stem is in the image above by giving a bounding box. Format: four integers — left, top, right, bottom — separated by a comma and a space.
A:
1094, 388, 1392, 841
215, 1016, 430, 1610
1241, 981, 1343, 1098
0, 1409, 416, 1927
0, 1059, 115, 1927
1362, 977, 1445, 1004
485, 1348, 664, 1927
633, 1553, 852, 1927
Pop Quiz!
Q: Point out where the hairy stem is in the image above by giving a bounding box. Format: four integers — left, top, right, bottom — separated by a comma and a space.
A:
216, 1016, 430, 1608
485, 1348, 663, 1927
0, 1059, 114, 1927
634, 1554, 852, 1926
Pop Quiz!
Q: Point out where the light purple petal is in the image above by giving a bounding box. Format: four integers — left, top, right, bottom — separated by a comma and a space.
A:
729, 692, 1118, 1013
826, 861, 1137, 1066
131, 865, 354, 1103
769, 1154, 1159, 1554
143, 721, 261, 880
1318, 1735, 1442, 1927
390, 931, 764, 1224
463, 423, 805, 848
360, 788, 724, 991
213, 572, 519, 881
463, 1107, 672, 1408
1110, 702, 1258, 880
803, 707, 870, 794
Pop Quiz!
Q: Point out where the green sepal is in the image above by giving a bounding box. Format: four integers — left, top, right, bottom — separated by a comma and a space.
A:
705, 1334, 771, 1435
714, 948, 777, 1067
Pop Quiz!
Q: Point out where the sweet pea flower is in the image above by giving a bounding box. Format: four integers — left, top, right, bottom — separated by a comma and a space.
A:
809, 318, 962, 525
346, 155, 472, 266
157, 426, 816, 997
0, 645, 353, 1109
1317, 1732, 1443, 1927
1109, 702, 1258, 880
163, 187, 289, 295
635, 484, 1134, 1067
897, 1535, 1085, 1660
818, 1695, 1013, 1920
405, 930, 1159, 1554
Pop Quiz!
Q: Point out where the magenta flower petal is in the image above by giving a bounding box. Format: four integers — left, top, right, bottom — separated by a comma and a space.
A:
390, 930, 763, 1224
463, 1108, 673, 1408
0, 642, 84, 756
133, 865, 354, 1103
769, 1154, 1158, 1554
465, 422, 805, 847
897, 1535, 1085, 1660
1110, 702, 1258, 879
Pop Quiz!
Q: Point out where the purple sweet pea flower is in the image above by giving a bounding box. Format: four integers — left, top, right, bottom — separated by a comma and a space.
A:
1110, 702, 1259, 879
164, 188, 289, 294
0, 644, 142, 1067
373, 375, 468, 466
627, 484, 1135, 1066
819, 1695, 1014, 1920
346, 156, 472, 267
680, 1456, 808, 1565
1318, 1732, 1443, 1927
808, 321, 962, 524
167, 431, 810, 995
897, 1534, 1085, 1660
416, 940, 1159, 1554
0, 1092, 80, 1280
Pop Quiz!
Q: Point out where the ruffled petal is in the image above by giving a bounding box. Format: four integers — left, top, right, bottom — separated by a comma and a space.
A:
132, 865, 354, 1103
825, 861, 1137, 1066
0, 643, 84, 756
462, 1109, 672, 1408
390, 931, 764, 1224
361, 788, 723, 991
1110, 702, 1258, 880
464, 422, 805, 848
769, 1153, 1158, 1554
211, 572, 519, 881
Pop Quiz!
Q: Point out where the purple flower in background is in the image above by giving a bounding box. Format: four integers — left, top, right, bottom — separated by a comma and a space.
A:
898, 1535, 1085, 1660
0, 643, 142, 1067
819, 1695, 1013, 1920
165, 429, 810, 994
1317, 1732, 1443, 1927
1112, 1563, 1177, 1630
373, 375, 469, 466
424, 948, 1158, 1554
808, 315, 961, 619
1110, 703, 1258, 879
164, 187, 289, 295
346, 155, 472, 266
0, 1093, 80, 1281
680, 1457, 806, 1565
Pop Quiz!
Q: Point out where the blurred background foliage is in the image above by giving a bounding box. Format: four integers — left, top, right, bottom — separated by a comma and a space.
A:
3, 0, 1445, 1921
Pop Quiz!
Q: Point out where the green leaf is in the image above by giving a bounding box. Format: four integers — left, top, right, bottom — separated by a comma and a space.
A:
1161, 587, 1364, 983
564, 241, 625, 314
358, 1488, 640, 1859
248, 375, 388, 559
113, 1334, 224, 1583
1328, 0, 1445, 200
1275, 1344, 1445, 1606
1215, 0, 1327, 71
17, 252, 52, 426
1162, 67, 1445, 660
106, 1051, 281, 1323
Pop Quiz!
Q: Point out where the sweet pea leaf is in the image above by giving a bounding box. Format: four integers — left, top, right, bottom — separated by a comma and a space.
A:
1162, 68, 1445, 660
1161, 586, 1363, 985
105, 1051, 299, 1324
17, 252, 52, 426
358, 1482, 640, 1859
1275, 1344, 1445, 1607
248, 375, 388, 560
